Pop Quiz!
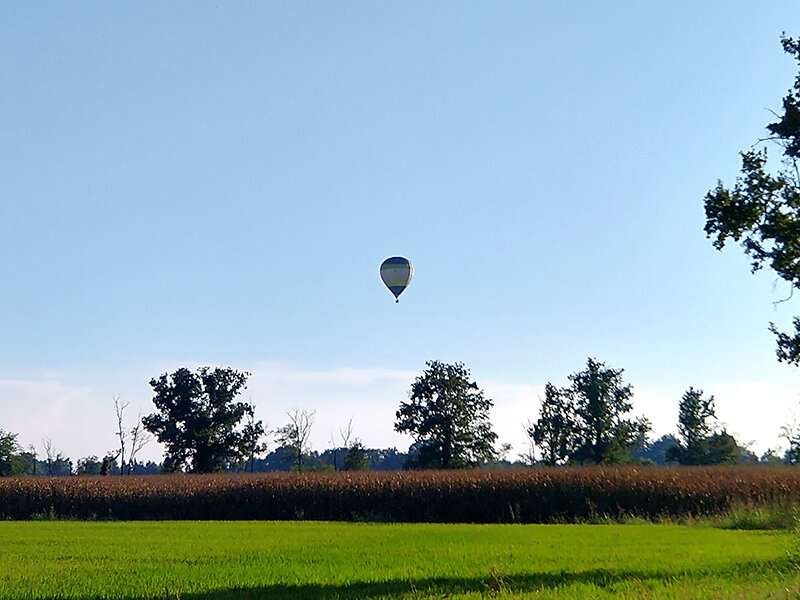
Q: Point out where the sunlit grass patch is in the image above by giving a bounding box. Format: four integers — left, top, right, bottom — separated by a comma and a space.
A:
0, 521, 798, 599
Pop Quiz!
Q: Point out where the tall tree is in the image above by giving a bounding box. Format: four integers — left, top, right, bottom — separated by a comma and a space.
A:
704, 36, 800, 364
666, 387, 717, 465
564, 358, 649, 465
527, 383, 574, 466
142, 366, 263, 473
395, 360, 498, 469
114, 395, 129, 476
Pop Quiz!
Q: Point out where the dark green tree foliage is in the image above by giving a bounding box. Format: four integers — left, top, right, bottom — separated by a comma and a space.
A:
632, 434, 680, 465
677, 388, 716, 447
532, 358, 650, 465
395, 360, 498, 469
101, 454, 118, 476
15, 451, 38, 476
704, 36, 800, 364
343, 441, 370, 471
529, 383, 574, 466
50, 457, 73, 476
706, 430, 743, 465
143, 367, 263, 473
240, 401, 268, 473
0, 430, 22, 477
567, 358, 650, 464
75, 456, 103, 475
666, 388, 717, 465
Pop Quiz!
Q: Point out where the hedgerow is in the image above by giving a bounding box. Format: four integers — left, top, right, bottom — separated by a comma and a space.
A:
1, 466, 799, 522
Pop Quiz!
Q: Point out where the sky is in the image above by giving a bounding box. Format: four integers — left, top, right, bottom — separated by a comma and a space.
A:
2, 2, 800, 464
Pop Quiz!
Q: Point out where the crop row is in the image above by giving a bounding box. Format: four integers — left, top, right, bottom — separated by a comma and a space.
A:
1, 466, 799, 522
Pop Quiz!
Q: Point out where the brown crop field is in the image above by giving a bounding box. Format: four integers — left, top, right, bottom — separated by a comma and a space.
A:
1, 466, 799, 522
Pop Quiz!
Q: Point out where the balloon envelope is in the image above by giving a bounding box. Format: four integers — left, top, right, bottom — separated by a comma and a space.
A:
380, 256, 413, 301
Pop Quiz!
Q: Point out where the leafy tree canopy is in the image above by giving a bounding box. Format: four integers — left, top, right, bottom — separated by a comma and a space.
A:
343, 441, 370, 471
567, 358, 650, 465
704, 36, 800, 364
142, 366, 263, 473
529, 358, 650, 465
395, 360, 498, 469
75, 456, 103, 476
528, 383, 574, 466
706, 429, 743, 465
665, 387, 719, 465
0, 429, 23, 477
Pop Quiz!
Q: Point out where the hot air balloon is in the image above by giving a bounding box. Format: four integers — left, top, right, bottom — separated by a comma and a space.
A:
380, 256, 413, 302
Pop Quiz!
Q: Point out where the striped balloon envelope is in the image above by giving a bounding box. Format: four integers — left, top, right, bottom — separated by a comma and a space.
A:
380, 256, 414, 302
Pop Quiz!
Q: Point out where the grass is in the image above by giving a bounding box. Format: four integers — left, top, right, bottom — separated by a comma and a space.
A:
714, 502, 800, 530
1, 521, 799, 599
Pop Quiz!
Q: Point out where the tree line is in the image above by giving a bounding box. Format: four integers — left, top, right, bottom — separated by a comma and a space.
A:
2, 356, 799, 476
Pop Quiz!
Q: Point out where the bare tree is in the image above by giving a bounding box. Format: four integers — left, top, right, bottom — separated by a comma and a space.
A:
114, 395, 130, 476
126, 412, 151, 474
42, 437, 55, 476
276, 408, 315, 471
340, 418, 354, 448
41, 438, 71, 475
114, 395, 152, 475
330, 418, 354, 471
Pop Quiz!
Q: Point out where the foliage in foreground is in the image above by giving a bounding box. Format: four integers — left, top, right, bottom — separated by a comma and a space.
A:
3, 466, 800, 522
704, 35, 800, 366
0, 521, 797, 599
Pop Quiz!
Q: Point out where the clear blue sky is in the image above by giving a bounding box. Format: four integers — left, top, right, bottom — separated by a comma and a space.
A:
2, 2, 800, 463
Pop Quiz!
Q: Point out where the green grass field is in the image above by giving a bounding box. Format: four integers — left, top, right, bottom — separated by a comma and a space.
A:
0, 521, 798, 599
